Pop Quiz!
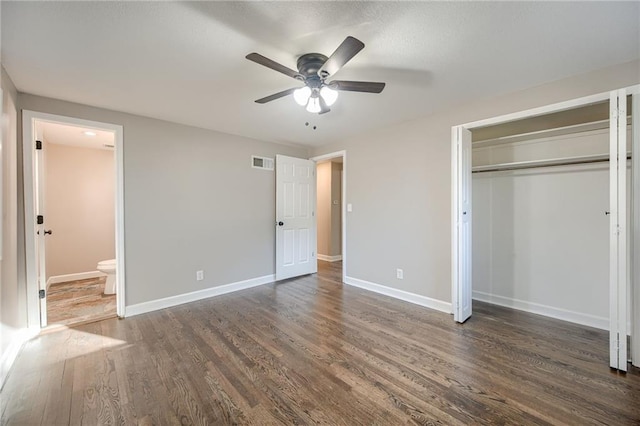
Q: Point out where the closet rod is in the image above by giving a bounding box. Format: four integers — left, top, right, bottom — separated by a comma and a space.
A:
472, 153, 632, 174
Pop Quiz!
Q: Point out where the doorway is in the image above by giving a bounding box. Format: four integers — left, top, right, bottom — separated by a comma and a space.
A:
22, 111, 125, 328
452, 87, 639, 371
311, 151, 347, 283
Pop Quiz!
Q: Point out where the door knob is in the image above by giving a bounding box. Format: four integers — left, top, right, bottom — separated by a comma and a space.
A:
278, 221, 284, 226
44, 230, 52, 235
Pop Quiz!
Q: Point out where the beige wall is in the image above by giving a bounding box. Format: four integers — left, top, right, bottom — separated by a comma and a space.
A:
316, 162, 331, 257
44, 143, 115, 278
1, 66, 28, 381
312, 59, 640, 304
330, 162, 342, 256
18, 93, 308, 306
317, 161, 342, 258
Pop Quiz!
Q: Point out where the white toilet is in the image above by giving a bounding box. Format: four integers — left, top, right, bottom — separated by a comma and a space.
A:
97, 259, 117, 295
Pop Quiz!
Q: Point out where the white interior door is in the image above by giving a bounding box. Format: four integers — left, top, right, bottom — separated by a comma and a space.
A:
34, 130, 48, 327
276, 155, 317, 280
610, 89, 628, 371
452, 126, 472, 323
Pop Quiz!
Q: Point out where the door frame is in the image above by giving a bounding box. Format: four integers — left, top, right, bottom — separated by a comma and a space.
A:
632, 89, 640, 368
22, 110, 126, 326
310, 150, 347, 283
451, 86, 639, 370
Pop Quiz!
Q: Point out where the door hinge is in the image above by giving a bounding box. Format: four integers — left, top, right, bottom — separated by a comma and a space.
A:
36, 140, 42, 150
39, 289, 45, 299
37, 215, 44, 225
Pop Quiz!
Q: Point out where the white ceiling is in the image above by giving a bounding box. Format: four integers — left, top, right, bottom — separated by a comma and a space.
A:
2, 2, 638, 148
37, 121, 115, 151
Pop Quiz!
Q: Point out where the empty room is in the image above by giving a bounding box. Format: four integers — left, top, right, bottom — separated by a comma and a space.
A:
1, 2, 639, 424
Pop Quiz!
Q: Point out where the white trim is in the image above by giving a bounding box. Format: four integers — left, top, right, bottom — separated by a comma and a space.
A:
0, 327, 40, 389
473, 291, 608, 331
46, 271, 106, 288
344, 276, 452, 314
22, 110, 126, 326
317, 254, 342, 262
311, 150, 347, 283
125, 274, 275, 317
633, 91, 640, 367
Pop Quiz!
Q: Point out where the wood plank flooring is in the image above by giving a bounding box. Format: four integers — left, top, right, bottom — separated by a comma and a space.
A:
47, 276, 117, 326
2, 261, 639, 425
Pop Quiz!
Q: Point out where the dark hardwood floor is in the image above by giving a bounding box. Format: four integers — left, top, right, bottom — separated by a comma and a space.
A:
2, 260, 639, 425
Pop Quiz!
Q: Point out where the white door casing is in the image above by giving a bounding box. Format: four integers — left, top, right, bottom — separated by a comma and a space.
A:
310, 150, 347, 284
22, 110, 126, 325
632, 90, 640, 368
452, 126, 472, 323
276, 155, 317, 280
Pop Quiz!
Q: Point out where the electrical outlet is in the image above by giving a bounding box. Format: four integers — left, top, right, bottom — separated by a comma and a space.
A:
396, 269, 403, 279
196, 270, 204, 281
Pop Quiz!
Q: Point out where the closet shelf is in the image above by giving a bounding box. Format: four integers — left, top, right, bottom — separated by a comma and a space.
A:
472, 153, 631, 173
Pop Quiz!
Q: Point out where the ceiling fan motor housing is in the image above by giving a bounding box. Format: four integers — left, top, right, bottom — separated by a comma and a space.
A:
297, 53, 329, 85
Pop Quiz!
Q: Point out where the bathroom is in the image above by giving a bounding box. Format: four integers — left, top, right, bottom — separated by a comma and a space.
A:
38, 120, 117, 326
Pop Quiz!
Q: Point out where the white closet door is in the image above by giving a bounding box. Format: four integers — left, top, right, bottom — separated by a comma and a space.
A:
631, 88, 640, 368
453, 126, 472, 323
609, 89, 628, 371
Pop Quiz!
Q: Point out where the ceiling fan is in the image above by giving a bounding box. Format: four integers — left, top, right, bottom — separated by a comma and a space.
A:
246, 36, 386, 114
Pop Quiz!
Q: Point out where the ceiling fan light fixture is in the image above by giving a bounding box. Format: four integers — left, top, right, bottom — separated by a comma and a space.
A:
306, 96, 321, 113
320, 86, 338, 106
293, 86, 311, 106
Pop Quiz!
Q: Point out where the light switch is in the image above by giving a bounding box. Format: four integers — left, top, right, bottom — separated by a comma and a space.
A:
347, 203, 353, 212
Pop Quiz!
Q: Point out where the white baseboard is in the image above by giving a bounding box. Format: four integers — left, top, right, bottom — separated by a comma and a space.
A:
125, 274, 275, 317
344, 276, 452, 314
47, 271, 106, 289
317, 254, 342, 262
1, 327, 40, 390
472, 290, 609, 331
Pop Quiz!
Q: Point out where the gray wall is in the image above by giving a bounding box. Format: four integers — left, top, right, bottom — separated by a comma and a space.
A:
19, 94, 308, 306
1, 66, 28, 382
312, 60, 640, 305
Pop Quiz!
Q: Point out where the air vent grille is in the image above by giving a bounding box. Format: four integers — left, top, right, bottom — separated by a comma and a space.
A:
251, 155, 274, 171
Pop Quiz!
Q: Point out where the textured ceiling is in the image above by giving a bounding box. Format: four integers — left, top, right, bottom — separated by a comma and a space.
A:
2, 2, 639, 147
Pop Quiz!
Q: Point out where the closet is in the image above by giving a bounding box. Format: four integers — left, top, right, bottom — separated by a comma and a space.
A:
452, 87, 639, 371
471, 100, 627, 331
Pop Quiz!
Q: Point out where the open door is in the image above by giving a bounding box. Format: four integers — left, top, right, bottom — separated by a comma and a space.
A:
452, 126, 472, 323
610, 89, 629, 371
34, 133, 48, 327
275, 155, 317, 280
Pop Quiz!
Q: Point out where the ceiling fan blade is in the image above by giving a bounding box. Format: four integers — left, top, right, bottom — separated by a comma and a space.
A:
329, 80, 386, 93
318, 96, 331, 114
246, 53, 301, 79
318, 36, 365, 77
255, 88, 297, 104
